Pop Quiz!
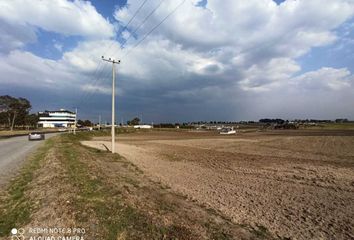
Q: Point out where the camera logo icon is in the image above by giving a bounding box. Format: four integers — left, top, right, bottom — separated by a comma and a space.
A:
11, 228, 25, 240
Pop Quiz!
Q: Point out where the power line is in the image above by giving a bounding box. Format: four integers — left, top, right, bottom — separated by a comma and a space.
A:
122, 0, 186, 58
78, 0, 164, 107
89, 0, 185, 110
120, 0, 165, 49
77, 63, 109, 103
77, 0, 186, 120
76, 0, 149, 108
100, 0, 149, 59
124, 0, 148, 28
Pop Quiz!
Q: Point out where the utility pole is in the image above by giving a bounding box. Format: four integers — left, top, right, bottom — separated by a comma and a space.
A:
99, 115, 101, 131
74, 107, 77, 135
102, 56, 120, 153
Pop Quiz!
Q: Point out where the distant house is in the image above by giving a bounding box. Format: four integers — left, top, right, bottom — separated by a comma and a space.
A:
38, 109, 76, 128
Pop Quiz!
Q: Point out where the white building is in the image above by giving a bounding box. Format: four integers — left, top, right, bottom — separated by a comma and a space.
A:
38, 109, 76, 128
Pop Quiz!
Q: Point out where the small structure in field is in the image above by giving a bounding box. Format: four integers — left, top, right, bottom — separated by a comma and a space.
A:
134, 125, 153, 129
219, 127, 236, 135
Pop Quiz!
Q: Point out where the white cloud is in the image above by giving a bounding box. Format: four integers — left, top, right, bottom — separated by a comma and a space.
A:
0, 0, 114, 39
81, 84, 110, 95
113, 0, 354, 90
243, 67, 354, 120
81, 84, 124, 96
0, 20, 37, 53
61, 40, 122, 72
115, 0, 354, 54
121, 30, 131, 40
1, 0, 354, 120
0, 50, 77, 88
291, 67, 352, 91
239, 58, 301, 91
54, 43, 63, 52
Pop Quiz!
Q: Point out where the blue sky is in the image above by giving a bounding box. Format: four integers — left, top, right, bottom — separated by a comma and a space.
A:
0, 0, 354, 123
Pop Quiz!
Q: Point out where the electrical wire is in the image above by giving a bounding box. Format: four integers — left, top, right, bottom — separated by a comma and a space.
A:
78, 0, 186, 119
76, 0, 149, 108
120, 0, 165, 49
122, 0, 186, 58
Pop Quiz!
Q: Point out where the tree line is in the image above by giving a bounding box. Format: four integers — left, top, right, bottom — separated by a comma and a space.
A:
0, 95, 37, 131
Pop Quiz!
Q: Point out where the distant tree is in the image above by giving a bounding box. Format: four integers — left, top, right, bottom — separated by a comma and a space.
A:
25, 114, 38, 127
83, 120, 92, 126
0, 95, 31, 131
128, 117, 140, 126
157, 123, 174, 128
259, 118, 285, 124
77, 119, 84, 126
335, 118, 348, 123
77, 119, 92, 126
0, 112, 6, 126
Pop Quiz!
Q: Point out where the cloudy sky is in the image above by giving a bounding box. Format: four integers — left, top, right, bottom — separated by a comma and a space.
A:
0, 0, 353, 123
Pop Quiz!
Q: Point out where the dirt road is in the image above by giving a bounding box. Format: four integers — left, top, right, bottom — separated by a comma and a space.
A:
83, 130, 354, 239
0, 133, 58, 186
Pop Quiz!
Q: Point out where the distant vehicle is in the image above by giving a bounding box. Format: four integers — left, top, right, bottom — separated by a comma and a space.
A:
28, 132, 45, 141
219, 127, 236, 135
79, 127, 93, 131
58, 128, 67, 132
134, 125, 153, 129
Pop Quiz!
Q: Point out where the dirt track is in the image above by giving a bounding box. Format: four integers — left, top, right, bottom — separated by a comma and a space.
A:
82, 130, 354, 239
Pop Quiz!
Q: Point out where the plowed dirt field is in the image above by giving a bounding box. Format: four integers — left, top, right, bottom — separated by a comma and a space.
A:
82, 130, 354, 239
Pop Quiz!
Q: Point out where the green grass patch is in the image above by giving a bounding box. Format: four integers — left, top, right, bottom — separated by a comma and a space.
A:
0, 139, 54, 237
306, 122, 354, 130
239, 223, 272, 239
251, 224, 271, 239
59, 133, 193, 240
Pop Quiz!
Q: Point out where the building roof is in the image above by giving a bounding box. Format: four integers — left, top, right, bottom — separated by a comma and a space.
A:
39, 109, 75, 114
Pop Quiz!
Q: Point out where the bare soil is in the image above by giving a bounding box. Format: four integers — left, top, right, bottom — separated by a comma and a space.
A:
83, 130, 354, 240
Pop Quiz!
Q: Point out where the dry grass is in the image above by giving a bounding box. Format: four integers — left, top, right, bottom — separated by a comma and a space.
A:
0, 129, 58, 137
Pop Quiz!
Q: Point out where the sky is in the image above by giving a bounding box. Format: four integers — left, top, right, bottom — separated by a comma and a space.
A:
0, 0, 354, 123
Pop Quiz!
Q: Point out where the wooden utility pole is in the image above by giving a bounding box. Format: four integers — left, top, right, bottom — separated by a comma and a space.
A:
102, 56, 120, 153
